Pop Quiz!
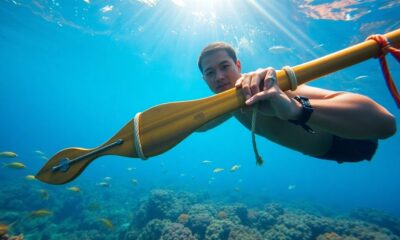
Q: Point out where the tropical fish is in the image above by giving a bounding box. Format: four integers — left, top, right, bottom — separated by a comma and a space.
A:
97, 182, 110, 187
34, 150, 45, 156
230, 164, 241, 172
288, 184, 296, 190
67, 186, 81, 192
0, 221, 16, 235
201, 160, 212, 164
40, 156, 49, 161
213, 168, 224, 173
3, 162, 26, 169
25, 175, 36, 181
354, 75, 368, 81
30, 209, 53, 217
100, 218, 113, 229
0, 151, 18, 158
268, 45, 292, 54
38, 189, 49, 200
131, 179, 139, 186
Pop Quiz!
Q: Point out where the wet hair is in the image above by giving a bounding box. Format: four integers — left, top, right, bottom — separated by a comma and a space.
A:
198, 42, 237, 73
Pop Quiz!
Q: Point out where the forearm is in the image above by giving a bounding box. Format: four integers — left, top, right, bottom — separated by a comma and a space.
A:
307, 93, 396, 139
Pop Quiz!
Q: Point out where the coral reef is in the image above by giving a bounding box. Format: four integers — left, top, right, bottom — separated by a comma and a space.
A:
160, 223, 196, 240
350, 208, 400, 236
134, 189, 192, 228
1, 182, 400, 240
228, 225, 263, 240
136, 219, 172, 240
205, 219, 234, 240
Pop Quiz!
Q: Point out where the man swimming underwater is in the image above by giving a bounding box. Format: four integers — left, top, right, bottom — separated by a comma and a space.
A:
197, 42, 396, 163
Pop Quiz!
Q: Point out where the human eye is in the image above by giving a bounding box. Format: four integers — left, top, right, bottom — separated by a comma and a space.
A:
222, 64, 230, 70
205, 70, 215, 77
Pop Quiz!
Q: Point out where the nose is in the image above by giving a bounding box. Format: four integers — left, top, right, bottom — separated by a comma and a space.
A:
215, 69, 225, 83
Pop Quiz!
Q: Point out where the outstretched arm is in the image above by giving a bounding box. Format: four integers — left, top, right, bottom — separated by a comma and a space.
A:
237, 67, 396, 140
302, 87, 396, 139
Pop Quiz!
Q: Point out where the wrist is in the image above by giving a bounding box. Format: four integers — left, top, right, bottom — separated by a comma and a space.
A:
288, 96, 315, 133
289, 98, 303, 121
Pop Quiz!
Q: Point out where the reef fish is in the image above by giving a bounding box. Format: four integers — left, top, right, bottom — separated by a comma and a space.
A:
25, 175, 36, 181
34, 150, 45, 156
97, 182, 110, 187
0, 221, 16, 235
201, 160, 212, 164
100, 218, 113, 229
354, 75, 368, 81
213, 168, 224, 173
0, 151, 18, 158
30, 209, 53, 217
230, 164, 241, 172
3, 162, 26, 169
67, 186, 81, 192
268, 45, 292, 54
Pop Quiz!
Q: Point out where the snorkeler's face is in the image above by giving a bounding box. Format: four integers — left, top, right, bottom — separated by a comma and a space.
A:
201, 50, 241, 93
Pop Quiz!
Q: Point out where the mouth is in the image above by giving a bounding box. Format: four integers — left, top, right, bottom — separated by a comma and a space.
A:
216, 82, 232, 92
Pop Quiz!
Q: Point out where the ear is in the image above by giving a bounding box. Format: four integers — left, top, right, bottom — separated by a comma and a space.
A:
236, 60, 242, 72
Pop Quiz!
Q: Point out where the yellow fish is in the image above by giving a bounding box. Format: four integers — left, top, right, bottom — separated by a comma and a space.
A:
230, 164, 241, 172
0, 221, 16, 235
25, 175, 36, 181
67, 186, 81, 192
3, 162, 26, 169
30, 209, 53, 217
213, 168, 224, 173
100, 218, 113, 229
0, 151, 18, 158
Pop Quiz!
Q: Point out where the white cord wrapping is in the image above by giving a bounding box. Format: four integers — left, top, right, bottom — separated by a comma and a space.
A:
251, 103, 263, 166
133, 112, 147, 160
282, 66, 298, 91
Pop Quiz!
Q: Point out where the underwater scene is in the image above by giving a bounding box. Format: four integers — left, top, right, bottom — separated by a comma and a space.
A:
1, 0, 400, 239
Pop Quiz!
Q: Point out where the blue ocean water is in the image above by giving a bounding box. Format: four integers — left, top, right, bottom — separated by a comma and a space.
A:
1, 0, 400, 239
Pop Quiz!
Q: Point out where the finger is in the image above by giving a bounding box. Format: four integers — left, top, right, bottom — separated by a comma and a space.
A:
246, 91, 270, 105
249, 74, 262, 96
264, 68, 277, 90
241, 76, 252, 100
235, 76, 244, 88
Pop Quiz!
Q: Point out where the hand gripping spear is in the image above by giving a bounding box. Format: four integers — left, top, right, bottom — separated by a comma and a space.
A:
36, 29, 400, 185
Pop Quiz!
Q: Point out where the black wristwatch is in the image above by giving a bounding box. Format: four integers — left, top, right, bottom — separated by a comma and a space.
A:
288, 96, 315, 133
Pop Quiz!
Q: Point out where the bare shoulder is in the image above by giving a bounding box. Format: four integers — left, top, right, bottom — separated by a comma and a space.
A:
289, 84, 345, 99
